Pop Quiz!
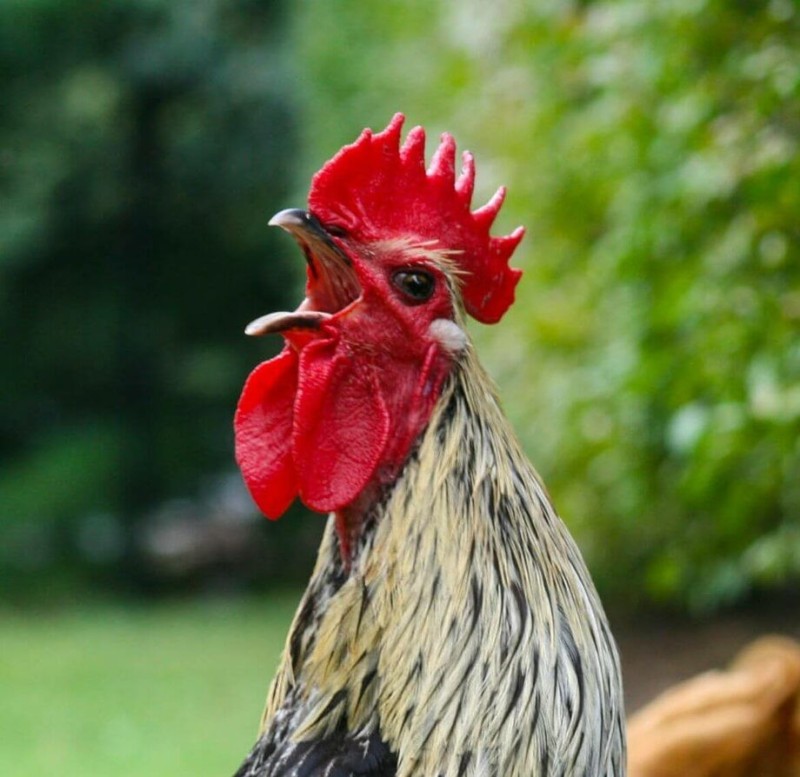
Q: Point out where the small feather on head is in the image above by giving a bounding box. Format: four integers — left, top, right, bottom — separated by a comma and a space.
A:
308, 113, 524, 324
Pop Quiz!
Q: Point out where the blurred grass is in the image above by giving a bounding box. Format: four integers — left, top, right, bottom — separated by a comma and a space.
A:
0, 594, 299, 776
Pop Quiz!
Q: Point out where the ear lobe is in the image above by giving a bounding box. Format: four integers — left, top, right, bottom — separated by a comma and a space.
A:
293, 338, 390, 513
234, 348, 299, 519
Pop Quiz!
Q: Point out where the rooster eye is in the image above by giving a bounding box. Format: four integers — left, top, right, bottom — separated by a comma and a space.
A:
392, 270, 436, 303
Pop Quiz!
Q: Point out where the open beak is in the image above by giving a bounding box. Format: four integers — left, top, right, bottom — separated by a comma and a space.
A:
245, 209, 361, 337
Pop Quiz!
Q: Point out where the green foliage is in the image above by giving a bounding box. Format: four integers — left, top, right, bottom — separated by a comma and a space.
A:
0, 0, 300, 587
4, 0, 798, 612
294, 0, 800, 610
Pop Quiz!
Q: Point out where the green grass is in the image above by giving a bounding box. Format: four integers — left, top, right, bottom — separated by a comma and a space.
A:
0, 594, 300, 776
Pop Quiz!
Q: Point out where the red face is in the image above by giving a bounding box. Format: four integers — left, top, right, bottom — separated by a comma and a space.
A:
235, 209, 466, 520
235, 114, 524, 523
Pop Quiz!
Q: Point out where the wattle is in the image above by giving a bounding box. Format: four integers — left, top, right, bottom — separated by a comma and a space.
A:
234, 340, 391, 519
234, 347, 299, 518
235, 331, 453, 521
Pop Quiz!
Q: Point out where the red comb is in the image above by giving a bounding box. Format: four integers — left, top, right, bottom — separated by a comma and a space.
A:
308, 114, 524, 324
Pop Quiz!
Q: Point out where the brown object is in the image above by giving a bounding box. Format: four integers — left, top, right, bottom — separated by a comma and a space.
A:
628, 636, 800, 777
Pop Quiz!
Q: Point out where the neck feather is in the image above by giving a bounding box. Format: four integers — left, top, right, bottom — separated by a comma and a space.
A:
260, 346, 626, 775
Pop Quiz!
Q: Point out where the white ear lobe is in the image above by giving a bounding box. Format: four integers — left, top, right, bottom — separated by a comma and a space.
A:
429, 318, 468, 354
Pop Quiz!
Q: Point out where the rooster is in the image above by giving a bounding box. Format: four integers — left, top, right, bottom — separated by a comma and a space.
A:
232, 114, 626, 776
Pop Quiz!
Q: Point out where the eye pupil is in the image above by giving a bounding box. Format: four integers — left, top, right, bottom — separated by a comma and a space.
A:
392, 270, 435, 302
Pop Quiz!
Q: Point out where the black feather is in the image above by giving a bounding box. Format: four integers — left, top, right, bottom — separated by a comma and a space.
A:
233, 726, 397, 777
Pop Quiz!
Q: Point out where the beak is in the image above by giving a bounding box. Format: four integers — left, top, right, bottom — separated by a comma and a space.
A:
245, 209, 362, 337
268, 209, 360, 316
268, 208, 337, 249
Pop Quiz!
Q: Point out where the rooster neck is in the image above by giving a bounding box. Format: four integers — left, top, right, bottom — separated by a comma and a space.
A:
255, 349, 626, 776
330, 341, 455, 569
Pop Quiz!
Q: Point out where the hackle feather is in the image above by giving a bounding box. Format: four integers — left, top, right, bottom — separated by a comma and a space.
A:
236, 343, 626, 776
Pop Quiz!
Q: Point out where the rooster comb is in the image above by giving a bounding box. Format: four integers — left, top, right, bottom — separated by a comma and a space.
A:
308, 113, 524, 324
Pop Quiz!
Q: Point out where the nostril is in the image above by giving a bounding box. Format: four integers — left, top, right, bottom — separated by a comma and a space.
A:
325, 224, 349, 238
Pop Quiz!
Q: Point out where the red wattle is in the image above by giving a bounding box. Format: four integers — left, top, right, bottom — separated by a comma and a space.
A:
234, 348, 299, 519
293, 338, 390, 513
235, 319, 451, 520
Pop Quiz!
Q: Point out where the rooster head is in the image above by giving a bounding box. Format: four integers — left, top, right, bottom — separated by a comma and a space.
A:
235, 114, 524, 521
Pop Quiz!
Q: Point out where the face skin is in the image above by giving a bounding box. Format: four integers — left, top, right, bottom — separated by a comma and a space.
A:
247, 212, 465, 358
316, 237, 462, 356
235, 210, 467, 529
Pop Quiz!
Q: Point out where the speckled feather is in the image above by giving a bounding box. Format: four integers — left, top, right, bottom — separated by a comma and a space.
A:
234, 342, 626, 776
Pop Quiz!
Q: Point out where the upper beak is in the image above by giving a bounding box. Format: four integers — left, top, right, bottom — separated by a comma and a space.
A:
244, 209, 361, 337
268, 208, 338, 254
268, 209, 360, 316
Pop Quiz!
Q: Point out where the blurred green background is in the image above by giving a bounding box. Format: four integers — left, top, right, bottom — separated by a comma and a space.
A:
1, 0, 798, 773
